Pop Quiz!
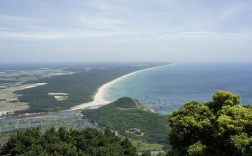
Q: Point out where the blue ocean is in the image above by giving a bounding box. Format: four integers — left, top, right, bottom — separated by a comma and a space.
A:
105, 63, 252, 115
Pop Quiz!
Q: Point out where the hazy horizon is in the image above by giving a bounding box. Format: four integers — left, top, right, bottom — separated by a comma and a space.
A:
1, 0, 252, 63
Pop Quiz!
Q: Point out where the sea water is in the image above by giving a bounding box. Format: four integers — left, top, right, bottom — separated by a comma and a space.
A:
104, 63, 252, 115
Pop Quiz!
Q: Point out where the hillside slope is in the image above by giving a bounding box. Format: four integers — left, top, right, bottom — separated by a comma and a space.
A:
82, 97, 170, 144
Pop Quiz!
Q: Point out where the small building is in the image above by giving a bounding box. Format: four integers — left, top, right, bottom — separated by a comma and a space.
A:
126, 128, 145, 136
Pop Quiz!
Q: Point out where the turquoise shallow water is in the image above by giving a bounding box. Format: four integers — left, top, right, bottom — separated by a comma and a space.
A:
104, 63, 252, 115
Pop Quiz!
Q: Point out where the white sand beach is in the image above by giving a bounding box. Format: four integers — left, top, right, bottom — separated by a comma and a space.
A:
22, 83, 47, 90
71, 64, 170, 110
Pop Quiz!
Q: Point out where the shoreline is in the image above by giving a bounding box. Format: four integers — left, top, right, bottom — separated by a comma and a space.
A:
70, 64, 171, 110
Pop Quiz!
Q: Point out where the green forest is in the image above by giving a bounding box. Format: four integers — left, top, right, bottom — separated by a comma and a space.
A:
1, 90, 251, 156
82, 97, 170, 145
0, 127, 137, 156
168, 90, 252, 156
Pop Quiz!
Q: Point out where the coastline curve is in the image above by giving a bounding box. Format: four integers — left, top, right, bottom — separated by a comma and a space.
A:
70, 64, 172, 110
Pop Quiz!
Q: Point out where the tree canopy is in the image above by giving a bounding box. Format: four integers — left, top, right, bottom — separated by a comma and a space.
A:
0, 127, 137, 156
82, 97, 170, 144
167, 90, 252, 156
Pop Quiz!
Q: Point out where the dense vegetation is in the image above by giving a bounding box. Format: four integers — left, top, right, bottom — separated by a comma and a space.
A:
82, 97, 170, 144
0, 127, 137, 156
15, 65, 161, 113
167, 90, 252, 156
1, 90, 251, 155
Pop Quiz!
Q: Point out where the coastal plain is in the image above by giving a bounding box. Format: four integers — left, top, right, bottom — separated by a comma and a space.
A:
14, 63, 167, 113
0, 68, 74, 116
0, 62, 169, 151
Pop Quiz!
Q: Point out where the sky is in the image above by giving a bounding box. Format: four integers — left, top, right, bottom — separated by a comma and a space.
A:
0, 0, 252, 63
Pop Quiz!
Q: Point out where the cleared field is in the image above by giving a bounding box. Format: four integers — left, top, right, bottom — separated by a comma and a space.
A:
48, 92, 69, 101
0, 84, 34, 115
0, 67, 75, 115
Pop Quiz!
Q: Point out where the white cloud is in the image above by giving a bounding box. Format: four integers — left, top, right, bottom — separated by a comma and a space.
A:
0, 0, 252, 62
0, 31, 68, 40
76, 15, 127, 30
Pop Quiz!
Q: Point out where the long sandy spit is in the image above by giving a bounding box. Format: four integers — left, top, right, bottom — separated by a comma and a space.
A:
70, 64, 170, 110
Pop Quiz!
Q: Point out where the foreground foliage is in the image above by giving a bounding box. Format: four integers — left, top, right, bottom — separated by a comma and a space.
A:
168, 90, 252, 156
0, 127, 137, 156
82, 97, 170, 144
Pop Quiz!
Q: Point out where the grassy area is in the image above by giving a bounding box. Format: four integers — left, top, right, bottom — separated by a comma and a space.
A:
0, 83, 31, 115
82, 97, 170, 145
130, 139, 164, 152
0, 67, 75, 115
